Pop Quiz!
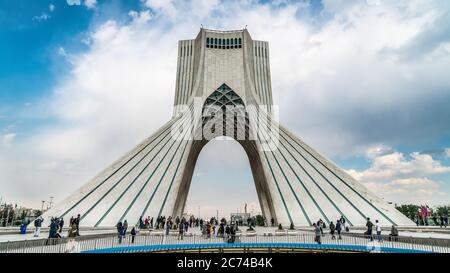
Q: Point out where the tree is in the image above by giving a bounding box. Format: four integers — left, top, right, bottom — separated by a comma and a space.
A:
396, 204, 419, 221
436, 206, 450, 216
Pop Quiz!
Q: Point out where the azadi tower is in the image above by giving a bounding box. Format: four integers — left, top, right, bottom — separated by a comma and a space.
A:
42, 29, 413, 227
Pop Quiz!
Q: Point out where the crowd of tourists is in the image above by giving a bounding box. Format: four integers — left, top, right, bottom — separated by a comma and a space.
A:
313, 216, 348, 244
29, 212, 440, 247
113, 215, 242, 244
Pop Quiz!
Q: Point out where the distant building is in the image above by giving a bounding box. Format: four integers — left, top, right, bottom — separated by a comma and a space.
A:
231, 213, 251, 225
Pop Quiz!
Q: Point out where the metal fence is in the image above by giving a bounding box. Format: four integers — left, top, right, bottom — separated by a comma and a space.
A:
1, 232, 449, 253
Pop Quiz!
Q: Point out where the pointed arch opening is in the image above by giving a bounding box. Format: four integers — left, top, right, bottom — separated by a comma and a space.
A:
171, 84, 277, 224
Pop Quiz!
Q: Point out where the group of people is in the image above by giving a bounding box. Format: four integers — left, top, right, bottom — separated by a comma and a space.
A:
312, 216, 400, 244
364, 218, 399, 242
416, 215, 449, 228
313, 216, 347, 244
116, 220, 137, 244
32, 214, 81, 239
118, 215, 240, 243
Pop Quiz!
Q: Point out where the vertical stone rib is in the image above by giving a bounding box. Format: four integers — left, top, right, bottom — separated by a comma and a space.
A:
261, 42, 269, 108
265, 44, 273, 109
173, 41, 182, 113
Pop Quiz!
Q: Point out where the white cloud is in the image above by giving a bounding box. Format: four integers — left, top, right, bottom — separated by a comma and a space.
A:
363, 178, 446, 205
32, 13, 51, 22
128, 10, 152, 24
58, 47, 67, 57
49, 4, 55, 12
347, 151, 450, 181
2, 133, 16, 145
84, 0, 97, 9
445, 148, 450, 158
347, 147, 450, 205
365, 145, 394, 159
67, 0, 95, 9
66, 0, 81, 6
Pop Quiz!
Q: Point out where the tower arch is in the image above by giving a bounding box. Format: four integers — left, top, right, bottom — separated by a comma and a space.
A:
171, 84, 277, 223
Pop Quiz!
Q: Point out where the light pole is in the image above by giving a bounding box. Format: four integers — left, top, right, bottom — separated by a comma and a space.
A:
41, 201, 45, 212
198, 206, 200, 219
5, 205, 10, 227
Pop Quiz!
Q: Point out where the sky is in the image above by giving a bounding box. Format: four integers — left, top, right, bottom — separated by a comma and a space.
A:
0, 0, 450, 218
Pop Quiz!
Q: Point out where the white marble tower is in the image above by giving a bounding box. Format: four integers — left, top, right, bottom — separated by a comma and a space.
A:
41, 29, 413, 227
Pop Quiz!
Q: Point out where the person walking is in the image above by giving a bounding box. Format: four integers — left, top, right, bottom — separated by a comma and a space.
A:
335, 220, 342, 240
48, 218, 58, 239
116, 222, 123, 244
34, 217, 43, 237
366, 217, 374, 241
317, 219, 324, 236
206, 222, 211, 238
229, 225, 236, 243
74, 214, 81, 236
59, 218, 64, 233
340, 216, 346, 230
178, 221, 184, 240
130, 227, 136, 244
313, 223, 322, 244
68, 222, 78, 238
375, 220, 382, 242
165, 220, 171, 235
329, 221, 336, 240
123, 220, 128, 237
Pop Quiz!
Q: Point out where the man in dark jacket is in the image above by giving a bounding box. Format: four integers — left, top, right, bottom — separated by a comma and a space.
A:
130, 227, 137, 244
329, 221, 336, 240
59, 218, 64, 233
74, 214, 81, 236
366, 217, 374, 241
116, 222, 123, 244
335, 220, 342, 240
